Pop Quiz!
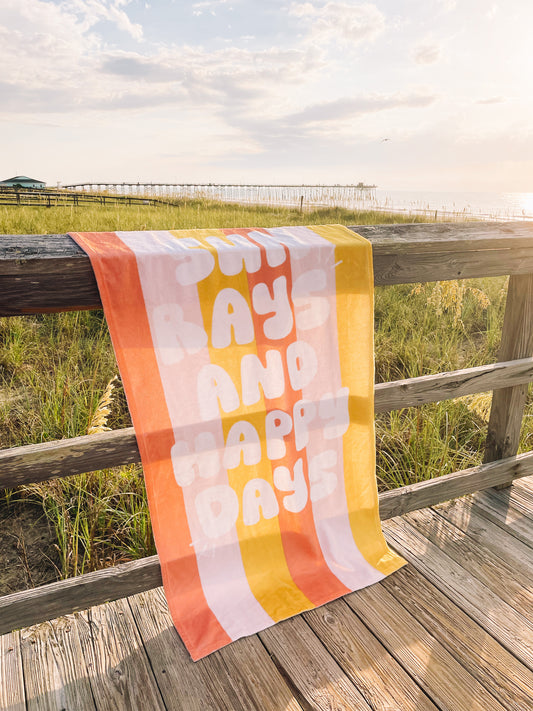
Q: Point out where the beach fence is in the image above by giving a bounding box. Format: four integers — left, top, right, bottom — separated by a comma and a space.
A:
0, 186, 177, 208
62, 182, 378, 210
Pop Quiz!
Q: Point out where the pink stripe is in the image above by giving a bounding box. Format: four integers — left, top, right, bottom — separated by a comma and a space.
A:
117, 231, 273, 638
271, 227, 383, 590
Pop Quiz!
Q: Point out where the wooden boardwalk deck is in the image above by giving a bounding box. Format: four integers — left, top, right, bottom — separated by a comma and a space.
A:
2, 478, 532, 711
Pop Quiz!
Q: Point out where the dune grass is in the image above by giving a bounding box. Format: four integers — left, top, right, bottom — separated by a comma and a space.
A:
0, 199, 527, 581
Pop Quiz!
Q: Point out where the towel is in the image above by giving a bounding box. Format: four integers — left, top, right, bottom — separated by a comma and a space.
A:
70, 224, 405, 660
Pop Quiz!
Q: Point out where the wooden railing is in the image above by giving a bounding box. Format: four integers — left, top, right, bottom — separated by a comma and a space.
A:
0, 186, 177, 208
1, 221, 533, 634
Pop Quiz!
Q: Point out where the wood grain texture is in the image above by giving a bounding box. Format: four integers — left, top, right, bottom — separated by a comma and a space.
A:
0, 428, 140, 489
3, 223, 533, 315
3, 456, 533, 636
404, 507, 533, 619
468, 488, 533, 548
20, 615, 95, 711
486, 483, 533, 522
383, 516, 533, 669
434, 496, 533, 577
127, 588, 221, 711
76, 597, 166, 711
0, 555, 162, 636
259, 614, 372, 711
484, 274, 533, 486
374, 357, 533, 412
303, 598, 438, 711
346, 582, 509, 711
197, 635, 304, 711
129, 588, 303, 711
378, 450, 533, 519
381, 565, 533, 711
0, 631, 25, 711
515, 474, 533, 493
6, 433, 116, 490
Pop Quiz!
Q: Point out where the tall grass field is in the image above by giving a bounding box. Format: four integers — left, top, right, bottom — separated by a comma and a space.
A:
0, 200, 527, 591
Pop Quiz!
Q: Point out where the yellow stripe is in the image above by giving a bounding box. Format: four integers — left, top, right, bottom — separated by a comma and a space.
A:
310, 225, 404, 575
185, 229, 313, 620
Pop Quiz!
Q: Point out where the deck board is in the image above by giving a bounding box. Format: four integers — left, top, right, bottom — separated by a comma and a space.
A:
403, 508, 533, 617
2, 481, 532, 711
0, 631, 25, 711
304, 599, 439, 710
129, 588, 303, 711
381, 565, 533, 711
20, 616, 95, 711
467, 488, 533, 547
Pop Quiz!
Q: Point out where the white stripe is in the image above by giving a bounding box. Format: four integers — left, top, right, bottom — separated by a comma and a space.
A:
117, 230, 273, 639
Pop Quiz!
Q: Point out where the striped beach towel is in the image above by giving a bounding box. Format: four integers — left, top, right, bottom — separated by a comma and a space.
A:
71, 225, 405, 660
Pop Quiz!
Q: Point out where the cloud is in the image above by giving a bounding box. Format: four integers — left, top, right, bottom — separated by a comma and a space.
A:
225, 90, 438, 155
477, 96, 506, 105
100, 44, 323, 103
412, 42, 441, 65
65, 0, 143, 40
289, 2, 385, 45
289, 92, 437, 125
192, 0, 230, 16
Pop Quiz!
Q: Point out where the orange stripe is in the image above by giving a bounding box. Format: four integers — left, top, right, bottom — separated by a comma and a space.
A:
232, 228, 350, 605
70, 232, 231, 658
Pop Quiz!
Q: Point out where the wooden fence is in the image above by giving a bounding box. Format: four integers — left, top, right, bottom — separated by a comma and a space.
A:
0, 187, 177, 208
1, 221, 533, 635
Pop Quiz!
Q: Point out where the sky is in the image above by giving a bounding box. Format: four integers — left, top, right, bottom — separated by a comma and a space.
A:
1, 0, 532, 191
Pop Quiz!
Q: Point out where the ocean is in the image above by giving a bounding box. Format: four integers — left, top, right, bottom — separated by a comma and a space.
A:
172, 185, 533, 221
351, 189, 533, 221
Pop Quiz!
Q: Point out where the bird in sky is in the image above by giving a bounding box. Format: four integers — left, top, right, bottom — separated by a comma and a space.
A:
380, 138, 391, 142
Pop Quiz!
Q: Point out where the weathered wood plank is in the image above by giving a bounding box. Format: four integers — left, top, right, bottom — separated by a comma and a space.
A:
0, 428, 140, 489
20, 615, 95, 711
76, 598, 166, 711
127, 589, 219, 711
381, 565, 533, 711
355, 221, 533, 251
486, 483, 533, 522
0, 631, 25, 711
374, 357, 533, 412
4, 358, 522, 489
346, 581, 509, 711
383, 516, 533, 668
3, 454, 533, 636
468, 489, 533, 548
484, 273, 533, 488
404, 508, 533, 619
259, 614, 373, 711
515, 474, 533, 493
434, 496, 533, 577
129, 588, 304, 711
378, 450, 533, 519
303, 598, 438, 710
0, 555, 162, 636
3, 223, 533, 315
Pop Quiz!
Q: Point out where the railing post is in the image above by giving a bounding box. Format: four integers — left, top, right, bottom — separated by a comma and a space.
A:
484, 273, 533, 486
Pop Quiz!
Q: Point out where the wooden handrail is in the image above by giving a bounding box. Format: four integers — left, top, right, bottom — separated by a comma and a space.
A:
2, 357, 533, 490
2, 222, 533, 315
